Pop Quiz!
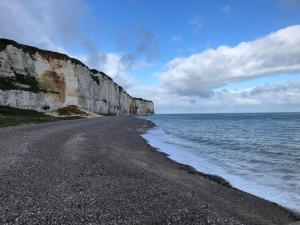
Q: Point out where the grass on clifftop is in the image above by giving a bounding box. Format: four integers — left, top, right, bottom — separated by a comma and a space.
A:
0, 38, 87, 68
0, 106, 81, 127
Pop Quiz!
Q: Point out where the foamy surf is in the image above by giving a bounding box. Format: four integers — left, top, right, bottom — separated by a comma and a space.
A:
141, 113, 300, 213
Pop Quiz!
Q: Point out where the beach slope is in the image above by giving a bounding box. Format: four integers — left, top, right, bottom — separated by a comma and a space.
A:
0, 117, 297, 224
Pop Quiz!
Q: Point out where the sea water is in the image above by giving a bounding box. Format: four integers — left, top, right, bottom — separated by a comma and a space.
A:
140, 113, 300, 212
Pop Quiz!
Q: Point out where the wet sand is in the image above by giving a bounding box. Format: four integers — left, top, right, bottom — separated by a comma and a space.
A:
0, 116, 297, 224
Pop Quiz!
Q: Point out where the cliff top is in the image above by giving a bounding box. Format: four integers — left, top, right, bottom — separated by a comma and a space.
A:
0, 38, 87, 68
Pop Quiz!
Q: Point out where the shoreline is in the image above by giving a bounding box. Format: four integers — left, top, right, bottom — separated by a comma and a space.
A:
140, 116, 300, 215
0, 116, 298, 224
140, 122, 232, 188
138, 118, 299, 221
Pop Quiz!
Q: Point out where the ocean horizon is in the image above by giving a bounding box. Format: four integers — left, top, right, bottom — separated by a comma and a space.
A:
141, 113, 300, 213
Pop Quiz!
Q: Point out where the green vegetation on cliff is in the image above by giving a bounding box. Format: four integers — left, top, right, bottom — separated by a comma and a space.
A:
0, 73, 46, 93
90, 69, 113, 81
90, 74, 100, 85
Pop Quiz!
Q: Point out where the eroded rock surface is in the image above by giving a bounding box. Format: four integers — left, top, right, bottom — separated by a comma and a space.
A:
0, 39, 154, 115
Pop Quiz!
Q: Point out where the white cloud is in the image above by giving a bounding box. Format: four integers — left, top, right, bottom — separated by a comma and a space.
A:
171, 35, 183, 43
189, 15, 204, 31
221, 4, 231, 14
159, 25, 300, 96
130, 79, 300, 113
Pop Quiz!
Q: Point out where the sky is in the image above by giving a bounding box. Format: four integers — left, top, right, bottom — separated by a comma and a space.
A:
0, 0, 300, 113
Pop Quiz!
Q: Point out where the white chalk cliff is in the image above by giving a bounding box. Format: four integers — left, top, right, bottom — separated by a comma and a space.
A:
0, 39, 154, 115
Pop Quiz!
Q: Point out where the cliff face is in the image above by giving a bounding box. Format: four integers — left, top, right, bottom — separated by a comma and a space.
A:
0, 39, 154, 115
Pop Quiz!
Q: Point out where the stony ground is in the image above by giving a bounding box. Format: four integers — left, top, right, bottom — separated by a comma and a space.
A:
0, 117, 297, 225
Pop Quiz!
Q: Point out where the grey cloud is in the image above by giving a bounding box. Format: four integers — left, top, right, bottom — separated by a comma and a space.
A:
134, 27, 160, 61
47, 0, 88, 45
94, 26, 161, 85
0, 0, 89, 51
113, 28, 160, 71
82, 27, 160, 89
82, 40, 105, 69
115, 27, 160, 62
